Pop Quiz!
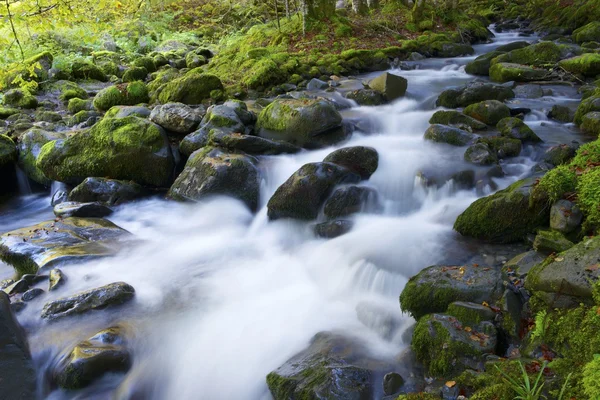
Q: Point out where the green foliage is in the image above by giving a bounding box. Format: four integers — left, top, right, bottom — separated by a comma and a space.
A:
577, 168, 600, 232
494, 361, 546, 400
533, 165, 577, 204
582, 354, 600, 399
530, 310, 548, 342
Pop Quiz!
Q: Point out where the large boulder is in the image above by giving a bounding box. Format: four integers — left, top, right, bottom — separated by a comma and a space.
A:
104, 105, 151, 119
491, 41, 578, 67
210, 131, 300, 155
464, 100, 511, 125
429, 42, 474, 58
344, 89, 386, 106
464, 142, 497, 165
575, 93, 600, 125
0, 292, 36, 399
37, 116, 175, 187
558, 53, 600, 77
168, 147, 260, 211
453, 177, 549, 243
157, 71, 223, 104
267, 162, 360, 220
2, 89, 38, 109
323, 186, 380, 219
266, 332, 394, 400
399, 264, 503, 320
581, 111, 600, 135
149, 102, 202, 134
495, 41, 531, 52
17, 128, 66, 186
71, 60, 107, 81
429, 111, 487, 131
573, 21, 600, 44
322, 146, 379, 179
68, 177, 146, 206
423, 124, 474, 146
436, 82, 514, 108
497, 117, 541, 142
54, 326, 131, 389
465, 51, 505, 76
0, 134, 17, 167
526, 235, 600, 307
0, 218, 129, 276
368, 72, 408, 101
489, 63, 550, 83
548, 105, 575, 123
41, 282, 135, 320
93, 82, 149, 111
256, 99, 346, 148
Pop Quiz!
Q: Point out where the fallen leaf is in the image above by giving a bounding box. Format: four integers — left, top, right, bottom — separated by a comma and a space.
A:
586, 264, 600, 272
445, 381, 456, 388
555, 257, 564, 262
464, 326, 472, 332
482, 301, 489, 307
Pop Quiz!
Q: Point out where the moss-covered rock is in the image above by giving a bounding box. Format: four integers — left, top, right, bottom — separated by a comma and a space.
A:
104, 105, 151, 119
532, 229, 574, 254
54, 326, 131, 389
344, 89, 386, 106
464, 100, 511, 125
480, 136, 522, 159
496, 41, 531, 52
497, 117, 541, 142
37, 116, 174, 187
256, 99, 345, 148
447, 301, 496, 325
429, 110, 487, 131
71, 60, 108, 81
17, 129, 66, 186
66, 110, 101, 127
323, 186, 379, 219
491, 41, 578, 67
368, 72, 408, 101
581, 111, 600, 135
42, 281, 134, 320
526, 235, 600, 307
0, 134, 17, 167
548, 104, 575, 123
186, 52, 207, 69
157, 71, 223, 104
574, 94, 600, 125
0, 218, 129, 276
132, 56, 156, 73
93, 82, 149, 111
322, 146, 379, 180
44, 80, 88, 103
35, 110, 62, 123
168, 147, 260, 211
2, 89, 38, 109
0, 107, 20, 119
67, 98, 93, 114
122, 66, 148, 83
573, 21, 600, 44
489, 62, 550, 83
429, 42, 474, 58
399, 264, 503, 319
577, 167, 600, 233
559, 53, 600, 77
542, 144, 576, 166
550, 199, 583, 233
412, 313, 497, 376
465, 51, 505, 76
423, 124, 474, 146
464, 142, 498, 165
454, 177, 550, 243
267, 162, 360, 220
436, 82, 514, 108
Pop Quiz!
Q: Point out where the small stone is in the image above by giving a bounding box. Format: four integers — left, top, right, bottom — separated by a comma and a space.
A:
49, 268, 66, 291
550, 200, 583, 233
383, 372, 405, 396
22, 288, 44, 302
314, 220, 354, 238
2, 279, 30, 296
53, 202, 113, 218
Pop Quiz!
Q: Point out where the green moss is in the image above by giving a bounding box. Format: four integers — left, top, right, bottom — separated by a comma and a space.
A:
577, 168, 600, 232
491, 42, 570, 67
71, 60, 107, 81
581, 111, 600, 135
469, 383, 513, 400
35, 111, 62, 123
572, 140, 600, 170
132, 56, 156, 73
67, 110, 98, 126
157, 72, 223, 104
583, 355, 600, 398
93, 82, 149, 111
122, 67, 148, 82
67, 98, 92, 114
0, 134, 17, 166
3, 89, 38, 109
573, 21, 600, 44
574, 94, 600, 125
489, 62, 549, 83
0, 107, 20, 119
242, 59, 287, 89
400, 281, 462, 319
559, 53, 600, 77
532, 165, 577, 204
395, 393, 440, 400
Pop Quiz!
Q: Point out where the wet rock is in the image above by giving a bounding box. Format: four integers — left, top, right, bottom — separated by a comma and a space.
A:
2, 89, 38, 109
323, 186, 380, 219
345, 89, 387, 106
575, 93, 600, 125
514, 84, 544, 99
465, 51, 505, 76
266, 332, 394, 400
464, 143, 497, 165
41, 282, 135, 320
156, 71, 223, 105
480, 137, 522, 159
49, 268, 66, 291
547, 104, 574, 123
68, 177, 146, 206
489, 63, 549, 83
509, 107, 530, 117
436, 82, 515, 108
210, 131, 300, 155
180, 103, 249, 156
22, 288, 44, 301
104, 105, 152, 119
412, 313, 497, 376
450, 170, 476, 189
168, 147, 260, 211
533, 229, 574, 254
256, 99, 345, 149
424, 124, 474, 146
496, 41, 531, 52
2, 279, 30, 296
543, 144, 576, 166
0, 218, 129, 276
550, 199, 583, 233
368, 72, 408, 101
526, 235, 600, 307
497, 117, 541, 142
268, 163, 360, 220
322, 146, 379, 179
0, 134, 17, 169
92, 82, 149, 111
306, 78, 328, 90
573, 21, 600, 44
430, 42, 474, 58
429, 110, 487, 131
559, 53, 600, 77
503, 250, 545, 278
464, 100, 511, 125
37, 116, 175, 187
0, 292, 36, 398
149, 102, 202, 134
53, 202, 113, 218
453, 177, 549, 243
54, 326, 131, 389
492, 41, 579, 66
314, 220, 354, 238
400, 264, 503, 319
447, 301, 496, 325
383, 372, 404, 396
581, 111, 600, 135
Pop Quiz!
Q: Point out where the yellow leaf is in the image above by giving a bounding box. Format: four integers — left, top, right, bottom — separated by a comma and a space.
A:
464, 326, 472, 332
445, 381, 456, 388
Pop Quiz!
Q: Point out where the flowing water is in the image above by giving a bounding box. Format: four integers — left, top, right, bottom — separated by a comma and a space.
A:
0, 27, 589, 399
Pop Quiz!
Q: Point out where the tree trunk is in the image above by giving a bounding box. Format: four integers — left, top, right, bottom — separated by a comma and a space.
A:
366, 0, 379, 10
352, 0, 367, 14
302, 0, 336, 20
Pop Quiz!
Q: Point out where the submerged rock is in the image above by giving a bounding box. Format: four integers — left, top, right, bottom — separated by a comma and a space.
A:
314, 220, 354, 238
266, 332, 394, 400
399, 264, 503, 319
436, 82, 515, 108
168, 147, 260, 211
41, 282, 135, 319
429, 110, 487, 131
0, 292, 36, 398
267, 163, 360, 220
0, 218, 129, 276
323, 186, 380, 219
68, 177, 146, 206
497, 117, 541, 142
54, 326, 131, 389
423, 124, 474, 146
464, 100, 511, 125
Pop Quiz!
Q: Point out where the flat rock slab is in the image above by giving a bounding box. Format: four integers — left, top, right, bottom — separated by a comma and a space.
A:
53, 202, 113, 218
0, 218, 129, 276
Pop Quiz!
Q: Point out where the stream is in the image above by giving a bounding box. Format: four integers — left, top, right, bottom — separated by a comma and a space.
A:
0, 26, 589, 399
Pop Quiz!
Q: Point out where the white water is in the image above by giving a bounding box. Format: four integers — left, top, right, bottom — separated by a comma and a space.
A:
1, 27, 587, 399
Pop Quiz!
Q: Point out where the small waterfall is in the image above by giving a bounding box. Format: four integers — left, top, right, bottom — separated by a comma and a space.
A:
15, 166, 32, 196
